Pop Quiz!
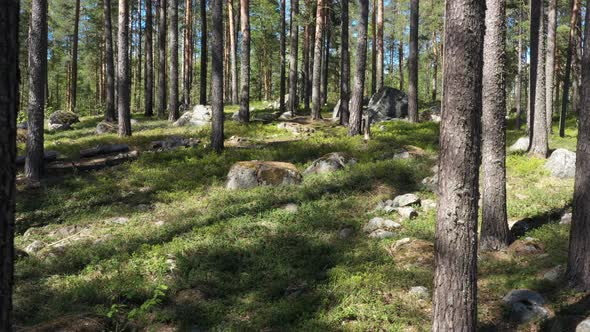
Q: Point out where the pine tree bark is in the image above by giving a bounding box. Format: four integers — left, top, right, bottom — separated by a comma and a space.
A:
515, 2, 523, 130
320, 10, 330, 106
0, 2, 18, 327
158, 0, 167, 116
546, 0, 557, 135
339, 0, 350, 125
228, 0, 239, 104
211, 0, 224, 152
104, 0, 117, 121
168, 0, 180, 121
567, 0, 590, 291
370, 0, 376, 96
136, 0, 143, 111
303, 0, 312, 112
529, 0, 547, 157
347, 0, 368, 136
528, 0, 542, 137
376, 0, 384, 91
145, 0, 154, 116
480, 0, 511, 251
69, 0, 81, 113
407, 0, 419, 122
25, 0, 48, 183
560, 0, 581, 137
288, 0, 300, 114
199, 0, 208, 104
280, 0, 287, 112
432, 0, 484, 328
311, 0, 325, 120
239, 0, 250, 122
118, 0, 132, 136
183, 0, 193, 107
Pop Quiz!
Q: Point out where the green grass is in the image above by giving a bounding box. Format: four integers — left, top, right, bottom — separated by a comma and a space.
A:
13, 107, 584, 331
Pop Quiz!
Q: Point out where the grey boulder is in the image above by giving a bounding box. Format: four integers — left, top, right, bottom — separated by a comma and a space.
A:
173, 105, 212, 127
503, 289, 550, 324
545, 148, 576, 178
367, 87, 408, 122
303, 152, 357, 175
509, 137, 530, 152
226, 161, 302, 190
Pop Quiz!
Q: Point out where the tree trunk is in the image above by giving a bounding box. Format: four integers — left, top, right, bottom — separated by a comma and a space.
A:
280, 0, 287, 112
567, 0, 590, 291
199, 0, 208, 105
529, 0, 547, 157
480, 0, 511, 251
399, 38, 404, 90
560, 0, 581, 137
370, 0, 376, 96
528, 0, 542, 137
546, 0, 557, 135
145, 0, 154, 116
25, 0, 48, 183
288, 0, 300, 114
407, 0, 419, 122
211, 0, 224, 152
183, 0, 193, 108
431, 32, 439, 101
515, 3, 523, 130
376, 0, 383, 91
321, 10, 330, 106
303, 2, 311, 112
432, 0, 484, 329
158, 0, 167, 116
339, 0, 350, 125
228, 0, 239, 104
104, 0, 117, 121
311, 0, 325, 120
239, 0, 250, 122
168, 0, 180, 120
308, 3, 316, 111
347, 0, 368, 136
69, 0, 81, 113
0, 2, 18, 329
136, 0, 143, 111
118, 0, 132, 136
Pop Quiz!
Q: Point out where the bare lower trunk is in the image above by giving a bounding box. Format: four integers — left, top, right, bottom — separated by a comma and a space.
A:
69, 0, 81, 113
239, 0, 250, 122
528, 0, 542, 137
279, 0, 287, 112
546, 0, 557, 135
303, 4, 311, 112
515, 5, 523, 130
183, 0, 193, 107
199, 0, 208, 105
117, 0, 132, 136
311, 0, 325, 120
407, 0, 419, 122
228, 0, 238, 104
348, 0, 368, 136
145, 0, 154, 116
480, 0, 511, 251
104, 0, 116, 121
432, 0, 485, 329
530, 1, 547, 157
288, 0, 299, 114
376, 0, 383, 91
399, 38, 404, 90
370, 0, 376, 95
339, 0, 350, 125
158, 0, 167, 116
168, 0, 180, 121
211, 0, 224, 152
26, 0, 48, 182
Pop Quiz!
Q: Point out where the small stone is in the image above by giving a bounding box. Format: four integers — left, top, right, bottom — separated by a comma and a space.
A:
368, 229, 395, 239
543, 265, 564, 282
397, 207, 418, 219
385, 199, 395, 207
409, 286, 429, 299
154, 220, 166, 227
421, 199, 437, 212
392, 193, 421, 207
560, 212, 572, 225
339, 227, 354, 239
283, 203, 299, 213
363, 217, 401, 233
109, 217, 130, 225
503, 289, 550, 324
393, 151, 411, 159
383, 206, 397, 214
393, 237, 412, 250
25, 240, 45, 254
577, 318, 590, 332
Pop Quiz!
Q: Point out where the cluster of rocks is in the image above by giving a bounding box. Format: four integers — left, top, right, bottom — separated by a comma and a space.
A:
363, 217, 401, 239
173, 105, 212, 127
502, 289, 551, 324
48, 110, 79, 131
277, 122, 315, 135
150, 136, 200, 151
303, 152, 356, 175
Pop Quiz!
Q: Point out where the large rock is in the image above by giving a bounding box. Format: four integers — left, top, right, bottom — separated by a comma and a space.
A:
502, 289, 550, 324
393, 193, 420, 207
226, 161, 302, 190
545, 148, 576, 178
173, 105, 212, 127
363, 217, 401, 233
367, 87, 409, 122
303, 152, 357, 175
578, 318, 590, 332
277, 122, 315, 135
96, 121, 117, 134
509, 137, 530, 152
48, 110, 79, 131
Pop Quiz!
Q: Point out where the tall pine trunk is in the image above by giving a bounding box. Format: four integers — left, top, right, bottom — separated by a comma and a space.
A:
239, 0, 250, 122
528, 0, 542, 137
168, 0, 180, 121
0, 2, 19, 329
145, 0, 154, 116
25, 0, 48, 182
320, 10, 330, 106
288, 0, 300, 114
376, 0, 383, 91
560, 0, 581, 137
530, 0, 548, 157
398, 38, 404, 90
183, 0, 193, 107
567, 0, 590, 291
211, 0, 224, 152
370, 0, 376, 95
515, 3, 523, 130
546, 0, 557, 135
69, 0, 81, 113
311, 0, 325, 120
118, 0, 132, 136
432, 0, 484, 328
280, 0, 287, 112
104, 0, 116, 121
347, 0, 368, 136
407, 0, 419, 122
158, 0, 167, 116
480, 0, 511, 251
199, 0, 208, 104
228, 0, 238, 104
339, 0, 350, 125
303, 1, 312, 112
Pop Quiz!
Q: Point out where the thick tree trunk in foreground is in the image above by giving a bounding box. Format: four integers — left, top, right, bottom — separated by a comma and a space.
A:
117, 0, 132, 136
145, 0, 154, 116
104, 0, 116, 121
530, 1, 547, 157
546, 0, 557, 135
407, 0, 419, 122
560, 0, 581, 137
0, 2, 19, 328
211, 0, 224, 152
183, 0, 193, 108
567, 0, 590, 292
528, 0, 541, 137
168, 0, 180, 121
239, 0, 250, 122
348, 0, 368, 136
376, 0, 384, 91
480, 0, 511, 251
199, 0, 208, 105
288, 0, 300, 114
339, 0, 350, 125
311, 0, 325, 120
515, 4, 523, 130
26, 0, 48, 182
432, 0, 484, 329
158, 0, 167, 116
69, 0, 81, 113
228, 0, 238, 104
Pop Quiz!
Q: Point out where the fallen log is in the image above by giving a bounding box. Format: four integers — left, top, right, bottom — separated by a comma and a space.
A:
79, 144, 130, 158
47, 150, 139, 174
16, 151, 59, 166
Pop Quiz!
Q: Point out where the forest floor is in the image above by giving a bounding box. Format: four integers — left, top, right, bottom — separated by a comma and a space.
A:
13, 103, 589, 331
